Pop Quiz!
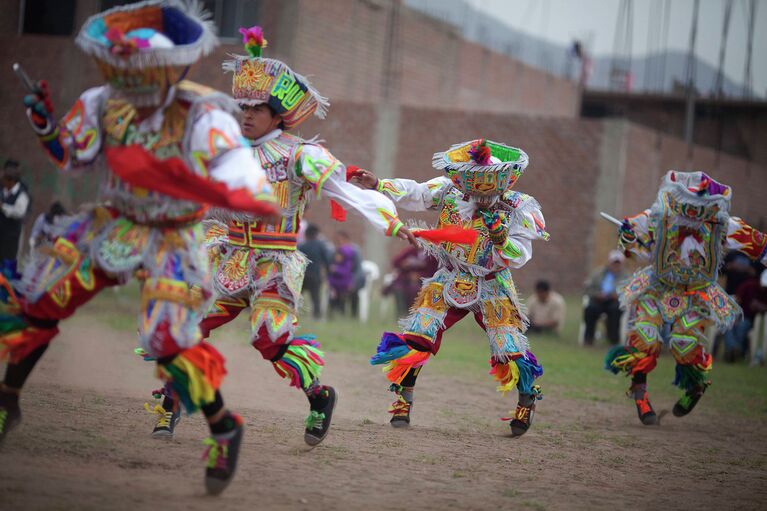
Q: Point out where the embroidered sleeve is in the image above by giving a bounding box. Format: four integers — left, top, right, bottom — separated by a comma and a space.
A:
726, 217, 767, 264
187, 107, 273, 202
492, 203, 548, 269
294, 144, 342, 196
619, 209, 654, 260
375, 176, 452, 211
28, 86, 105, 170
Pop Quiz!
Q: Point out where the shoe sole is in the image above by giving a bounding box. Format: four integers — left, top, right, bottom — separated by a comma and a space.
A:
510, 421, 529, 437
390, 418, 410, 428
304, 390, 338, 446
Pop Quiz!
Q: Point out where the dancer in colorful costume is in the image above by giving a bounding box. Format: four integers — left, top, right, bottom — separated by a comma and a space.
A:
358, 139, 548, 436
605, 171, 767, 425
148, 26, 414, 445
0, 1, 278, 495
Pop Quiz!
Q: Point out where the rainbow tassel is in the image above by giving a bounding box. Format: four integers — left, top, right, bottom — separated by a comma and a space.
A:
489, 358, 520, 395
380, 349, 430, 385
157, 343, 226, 414
370, 332, 411, 365
605, 345, 658, 376
673, 354, 712, 390
0, 326, 58, 364
515, 352, 543, 394
272, 336, 325, 390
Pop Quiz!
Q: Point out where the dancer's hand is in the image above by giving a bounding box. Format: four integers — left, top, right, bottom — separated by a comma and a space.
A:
349, 168, 378, 190
480, 209, 508, 245
22, 80, 54, 129
397, 226, 418, 247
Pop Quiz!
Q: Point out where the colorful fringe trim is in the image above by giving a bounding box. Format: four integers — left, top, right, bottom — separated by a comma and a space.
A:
489, 351, 543, 395
673, 354, 712, 391
605, 345, 657, 376
272, 335, 324, 390
370, 332, 430, 384
0, 269, 25, 335
0, 326, 58, 364
157, 343, 227, 414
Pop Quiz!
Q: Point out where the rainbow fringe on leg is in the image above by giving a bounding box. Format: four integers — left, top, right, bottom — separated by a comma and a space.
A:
605, 345, 657, 376
272, 335, 324, 390
0, 268, 26, 336
673, 354, 712, 391
370, 332, 430, 384
489, 351, 543, 395
156, 343, 227, 414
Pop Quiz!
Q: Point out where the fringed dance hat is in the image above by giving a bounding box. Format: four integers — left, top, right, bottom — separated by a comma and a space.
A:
223, 25, 329, 130
75, 0, 218, 105
659, 170, 732, 220
432, 139, 529, 197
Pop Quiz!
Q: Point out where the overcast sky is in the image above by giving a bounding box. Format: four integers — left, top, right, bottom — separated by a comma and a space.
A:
469, 0, 766, 96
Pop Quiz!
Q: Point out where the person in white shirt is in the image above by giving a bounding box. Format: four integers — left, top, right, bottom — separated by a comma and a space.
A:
527, 280, 566, 334
28, 201, 66, 251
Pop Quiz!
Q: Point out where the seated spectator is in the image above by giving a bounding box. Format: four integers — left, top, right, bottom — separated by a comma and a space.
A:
583, 250, 626, 345
526, 280, 566, 334
723, 268, 767, 362
29, 201, 67, 250
298, 223, 332, 320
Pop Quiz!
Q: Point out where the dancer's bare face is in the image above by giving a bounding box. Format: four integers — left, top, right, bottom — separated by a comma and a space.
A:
240, 104, 282, 140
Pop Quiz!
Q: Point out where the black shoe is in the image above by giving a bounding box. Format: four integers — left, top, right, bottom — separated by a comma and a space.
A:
304, 386, 337, 446
630, 384, 657, 425
506, 387, 542, 437
0, 403, 21, 445
388, 394, 412, 428
203, 414, 244, 496
147, 403, 181, 439
673, 385, 706, 417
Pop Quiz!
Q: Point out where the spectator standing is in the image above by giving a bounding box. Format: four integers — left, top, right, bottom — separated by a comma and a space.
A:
583, 250, 626, 345
384, 246, 438, 316
526, 280, 566, 334
722, 269, 767, 362
298, 224, 331, 319
29, 201, 67, 250
328, 231, 360, 317
0, 160, 31, 263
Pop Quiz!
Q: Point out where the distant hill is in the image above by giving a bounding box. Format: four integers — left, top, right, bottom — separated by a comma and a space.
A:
405, 0, 755, 98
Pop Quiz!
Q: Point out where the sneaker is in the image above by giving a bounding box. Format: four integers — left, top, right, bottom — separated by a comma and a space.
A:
146, 403, 181, 439
0, 403, 21, 445
504, 386, 542, 437
203, 414, 244, 496
672, 385, 706, 417
630, 384, 658, 425
304, 385, 337, 446
388, 394, 412, 428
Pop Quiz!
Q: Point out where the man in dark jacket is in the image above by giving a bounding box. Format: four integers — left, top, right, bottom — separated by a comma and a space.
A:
0, 160, 31, 263
299, 224, 332, 319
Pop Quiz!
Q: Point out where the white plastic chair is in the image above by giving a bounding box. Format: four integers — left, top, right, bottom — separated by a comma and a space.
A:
750, 313, 767, 366
358, 260, 380, 323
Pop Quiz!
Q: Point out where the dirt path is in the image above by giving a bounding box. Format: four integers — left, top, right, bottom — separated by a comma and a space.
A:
1, 313, 766, 511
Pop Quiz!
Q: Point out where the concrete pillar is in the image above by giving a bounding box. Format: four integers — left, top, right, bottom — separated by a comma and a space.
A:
590, 119, 628, 270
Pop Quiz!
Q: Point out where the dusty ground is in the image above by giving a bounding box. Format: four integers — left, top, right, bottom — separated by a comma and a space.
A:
2, 312, 767, 511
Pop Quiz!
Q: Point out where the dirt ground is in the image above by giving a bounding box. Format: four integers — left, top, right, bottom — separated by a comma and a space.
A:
1, 313, 766, 511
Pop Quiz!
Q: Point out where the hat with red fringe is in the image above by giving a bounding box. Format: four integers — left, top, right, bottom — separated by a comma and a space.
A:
223, 25, 329, 130
433, 138, 529, 196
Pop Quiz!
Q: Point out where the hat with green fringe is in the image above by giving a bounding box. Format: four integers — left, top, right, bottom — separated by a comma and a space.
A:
433, 138, 529, 195
223, 25, 329, 130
